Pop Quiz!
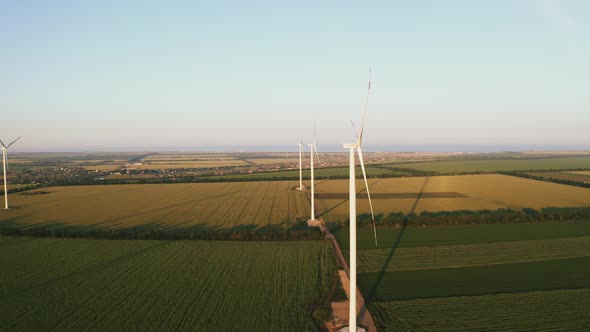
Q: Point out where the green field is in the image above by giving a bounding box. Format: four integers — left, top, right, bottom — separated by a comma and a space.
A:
370, 289, 590, 331
397, 156, 590, 173
333, 221, 590, 331
0, 237, 337, 331
211, 166, 407, 181
0, 181, 310, 234
335, 221, 590, 250
357, 236, 590, 272
359, 256, 590, 301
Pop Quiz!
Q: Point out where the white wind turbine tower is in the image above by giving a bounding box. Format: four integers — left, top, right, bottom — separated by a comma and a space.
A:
342, 69, 377, 332
1, 137, 22, 210
308, 127, 320, 220
298, 138, 304, 191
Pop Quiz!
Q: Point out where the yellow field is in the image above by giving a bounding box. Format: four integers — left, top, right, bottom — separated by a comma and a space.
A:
131, 160, 248, 169
316, 174, 590, 221
143, 154, 238, 161
0, 182, 309, 231
245, 158, 298, 165
569, 171, 590, 176
81, 165, 123, 171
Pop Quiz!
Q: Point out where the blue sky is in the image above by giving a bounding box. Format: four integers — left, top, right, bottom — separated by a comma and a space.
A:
1, 0, 589, 151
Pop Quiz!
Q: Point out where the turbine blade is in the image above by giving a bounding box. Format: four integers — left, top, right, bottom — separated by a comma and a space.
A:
358, 67, 371, 146
7, 136, 21, 148
314, 144, 320, 164
350, 121, 359, 142
0, 139, 6, 149
357, 145, 378, 247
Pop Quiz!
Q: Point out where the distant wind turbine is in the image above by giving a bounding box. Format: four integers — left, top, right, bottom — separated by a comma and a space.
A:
298, 138, 304, 191
1, 136, 21, 209
343, 69, 376, 332
309, 126, 320, 220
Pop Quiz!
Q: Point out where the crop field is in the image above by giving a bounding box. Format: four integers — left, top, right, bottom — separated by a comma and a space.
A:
0, 237, 337, 331
357, 236, 590, 272
132, 153, 250, 169
81, 164, 124, 171
571, 171, 590, 176
244, 158, 300, 165
212, 166, 408, 181
527, 171, 590, 183
0, 181, 309, 233
316, 174, 590, 222
132, 160, 249, 169
396, 156, 590, 173
370, 289, 590, 332
333, 221, 590, 331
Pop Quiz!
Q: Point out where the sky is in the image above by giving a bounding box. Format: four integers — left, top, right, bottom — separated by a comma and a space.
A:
1, 0, 589, 152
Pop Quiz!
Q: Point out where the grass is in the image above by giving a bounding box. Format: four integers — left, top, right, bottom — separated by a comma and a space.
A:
0, 181, 310, 233
370, 289, 590, 331
0, 237, 337, 331
357, 236, 590, 272
358, 255, 590, 301
317, 174, 590, 222
396, 156, 590, 173
335, 220, 590, 250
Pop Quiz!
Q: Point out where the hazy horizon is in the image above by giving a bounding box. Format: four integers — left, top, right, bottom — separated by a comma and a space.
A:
2, 1, 589, 151
9, 143, 590, 154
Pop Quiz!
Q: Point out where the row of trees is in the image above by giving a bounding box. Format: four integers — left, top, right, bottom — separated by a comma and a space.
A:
342, 206, 590, 227
0, 184, 42, 196
502, 171, 590, 189
0, 221, 324, 241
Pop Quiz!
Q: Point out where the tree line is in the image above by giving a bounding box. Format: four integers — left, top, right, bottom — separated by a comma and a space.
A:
0, 220, 324, 241
342, 206, 590, 227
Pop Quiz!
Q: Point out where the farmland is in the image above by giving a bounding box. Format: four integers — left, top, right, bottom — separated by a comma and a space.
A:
0, 181, 310, 235
212, 166, 408, 181
396, 156, 590, 173
4, 151, 590, 330
0, 237, 337, 331
335, 221, 590, 250
316, 174, 590, 223
526, 171, 590, 184
370, 289, 590, 332
137, 153, 249, 169
331, 221, 590, 331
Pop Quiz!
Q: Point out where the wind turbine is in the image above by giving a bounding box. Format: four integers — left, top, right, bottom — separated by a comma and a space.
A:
298, 138, 304, 191
1, 136, 21, 210
343, 69, 377, 332
308, 126, 320, 220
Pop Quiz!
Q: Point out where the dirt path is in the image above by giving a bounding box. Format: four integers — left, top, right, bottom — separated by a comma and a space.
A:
303, 189, 378, 332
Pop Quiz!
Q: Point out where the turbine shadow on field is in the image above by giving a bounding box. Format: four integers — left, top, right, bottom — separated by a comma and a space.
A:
319, 178, 383, 218
358, 177, 429, 322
